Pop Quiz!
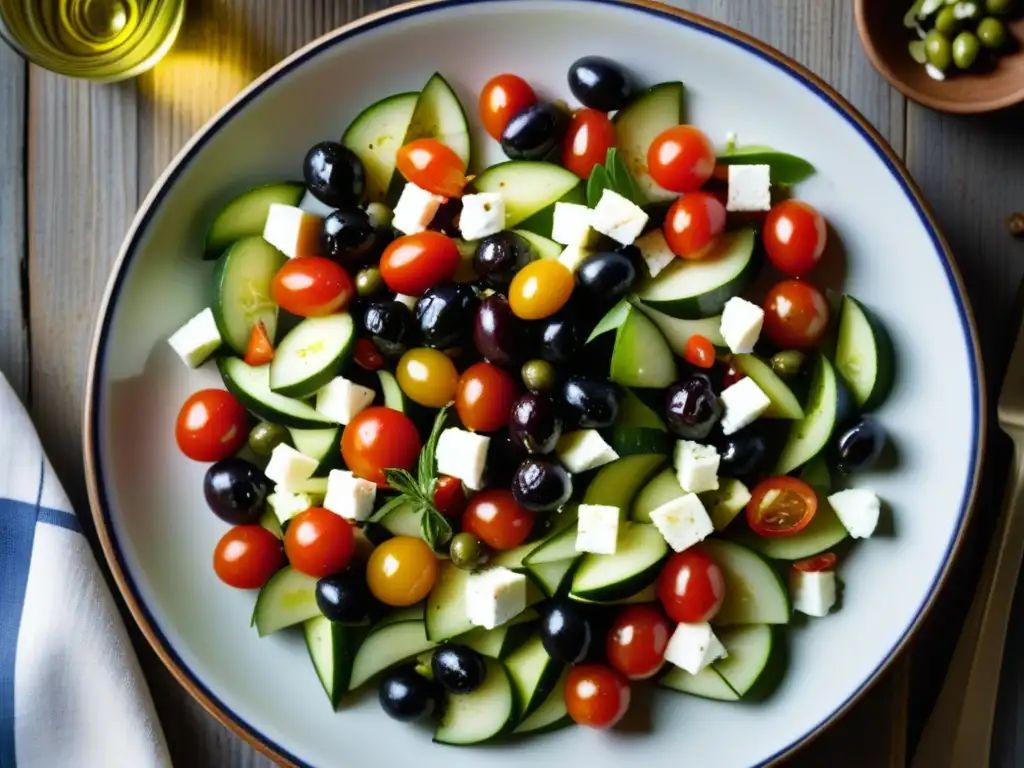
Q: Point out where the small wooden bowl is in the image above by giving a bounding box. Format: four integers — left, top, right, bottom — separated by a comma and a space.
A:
855, 0, 1024, 113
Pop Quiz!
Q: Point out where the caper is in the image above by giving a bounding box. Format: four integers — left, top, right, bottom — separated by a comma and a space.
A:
977, 16, 1008, 47
770, 350, 807, 380
365, 202, 393, 229
986, 0, 1014, 14
924, 29, 954, 69
521, 359, 557, 392
356, 267, 383, 297
934, 5, 960, 34
953, 30, 982, 67
449, 533, 490, 571
248, 422, 290, 457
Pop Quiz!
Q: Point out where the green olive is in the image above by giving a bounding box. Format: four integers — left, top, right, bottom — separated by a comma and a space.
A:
365, 202, 393, 229
248, 422, 290, 457
521, 359, 557, 392
953, 30, 982, 67
449, 532, 490, 571
934, 5, 960, 34
770, 350, 807, 380
355, 267, 383, 297
985, 0, 1014, 15
924, 29, 954, 69
977, 16, 1008, 47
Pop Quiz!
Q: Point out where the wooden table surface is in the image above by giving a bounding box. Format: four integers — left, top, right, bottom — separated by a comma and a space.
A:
2, 0, 1023, 765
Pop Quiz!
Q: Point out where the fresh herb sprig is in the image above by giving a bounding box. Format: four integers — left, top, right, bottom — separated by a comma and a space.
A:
587, 147, 647, 208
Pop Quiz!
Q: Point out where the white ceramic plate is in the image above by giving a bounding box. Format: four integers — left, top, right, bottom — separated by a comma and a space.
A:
85, 2, 984, 766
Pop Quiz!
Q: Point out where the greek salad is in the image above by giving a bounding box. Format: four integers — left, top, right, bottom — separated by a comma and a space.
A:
169, 55, 894, 743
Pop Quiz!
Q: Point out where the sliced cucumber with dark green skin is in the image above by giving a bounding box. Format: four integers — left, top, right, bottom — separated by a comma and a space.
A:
712, 624, 782, 699
613, 82, 685, 203
516, 182, 588, 238
269, 313, 356, 398
800, 455, 832, 493
252, 567, 320, 637
716, 145, 815, 186
377, 369, 407, 412
288, 426, 343, 476
701, 478, 752, 531
303, 616, 367, 707
733, 354, 804, 419
380, 500, 424, 538
459, 611, 537, 659
635, 229, 759, 319
835, 295, 894, 410
205, 182, 303, 258
348, 619, 434, 690
490, 541, 538, 571
570, 523, 668, 602
505, 634, 563, 721
514, 229, 564, 261
660, 664, 738, 701
513, 667, 572, 735
376, 605, 425, 629
774, 354, 840, 475
472, 161, 582, 230
212, 236, 287, 354
524, 558, 577, 598
523, 525, 578, 566
434, 658, 516, 745
631, 467, 683, 524
702, 540, 790, 625
570, 582, 657, 605
588, 300, 677, 388
259, 508, 283, 539
583, 453, 666, 511
635, 302, 727, 353
604, 388, 671, 457
342, 91, 419, 203
218, 358, 337, 428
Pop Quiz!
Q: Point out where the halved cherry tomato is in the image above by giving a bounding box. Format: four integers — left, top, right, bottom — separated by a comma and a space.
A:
366, 535, 438, 606
354, 338, 384, 371
479, 73, 538, 141
764, 200, 827, 277
213, 525, 285, 589
606, 605, 672, 680
657, 546, 726, 624
508, 259, 574, 320
379, 232, 461, 296
664, 191, 726, 259
684, 334, 716, 369
564, 664, 631, 729
175, 389, 248, 462
395, 138, 467, 198
433, 475, 466, 518
562, 108, 617, 180
763, 279, 830, 349
722, 362, 746, 389
462, 489, 535, 550
271, 256, 354, 317
341, 406, 422, 487
456, 362, 518, 432
747, 476, 819, 537
244, 321, 275, 366
794, 552, 837, 573
647, 125, 716, 193
396, 348, 459, 408
283, 507, 355, 578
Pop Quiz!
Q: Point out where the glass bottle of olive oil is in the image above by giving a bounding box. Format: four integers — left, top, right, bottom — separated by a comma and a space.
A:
0, 0, 185, 82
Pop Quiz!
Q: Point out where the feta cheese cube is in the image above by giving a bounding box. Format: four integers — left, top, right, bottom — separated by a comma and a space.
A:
315, 376, 376, 425
264, 444, 318, 490
552, 203, 597, 247
167, 307, 222, 368
323, 469, 377, 522
267, 491, 317, 525
392, 182, 443, 235
720, 377, 771, 435
634, 229, 676, 279
459, 192, 506, 241
726, 164, 771, 212
719, 297, 764, 355
827, 488, 881, 539
394, 293, 419, 310
649, 493, 714, 552
436, 428, 491, 490
556, 243, 595, 274
299, 189, 337, 218
789, 568, 837, 617
263, 203, 322, 258
591, 189, 649, 245
465, 567, 528, 630
674, 440, 720, 493
665, 622, 727, 674
556, 430, 619, 474
576, 504, 620, 555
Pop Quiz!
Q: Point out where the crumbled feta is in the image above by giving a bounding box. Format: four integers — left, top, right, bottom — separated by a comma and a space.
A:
827, 488, 881, 539
649, 493, 714, 553
789, 568, 837, 618
315, 376, 376, 425
392, 182, 443, 235
720, 377, 771, 435
591, 189, 649, 245
465, 567, 528, 630
167, 307, 222, 368
323, 469, 377, 522
264, 444, 319, 491
726, 164, 771, 213
576, 504, 620, 555
436, 428, 491, 490
263, 203, 322, 258
552, 202, 597, 247
556, 430, 619, 474
719, 297, 764, 355
634, 229, 676, 278
664, 622, 727, 675
267, 491, 317, 525
459, 192, 506, 241
674, 440, 720, 494
556, 243, 594, 274
299, 189, 338, 218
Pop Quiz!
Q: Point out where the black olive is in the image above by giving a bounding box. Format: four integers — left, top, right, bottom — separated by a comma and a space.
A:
320, 208, 377, 266
540, 599, 593, 664
512, 457, 573, 512
665, 373, 722, 440
303, 141, 366, 207
379, 664, 441, 722
363, 300, 416, 359
575, 251, 637, 307
431, 197, 464, 237
315, 571, 372, 624
431, 644, 487, 695
203, 458, 270, 525
474, 294, 529, 367
718, 430, 768, 477
414, 283, 479, 350
568, 56, 637, 112
474, 231, 532, 288
508, 392, 563, 454
833, 418, 886, 473
562, 376, 621, 429
537, 310, 586, 366
501, 103, 569, 161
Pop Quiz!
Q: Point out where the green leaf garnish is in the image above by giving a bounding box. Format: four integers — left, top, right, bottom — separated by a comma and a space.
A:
420, 506, 453, 551
588, 147, 648, 208
716, 144, 816, 186
418, 403, 452, 497
587, 164, 610, 208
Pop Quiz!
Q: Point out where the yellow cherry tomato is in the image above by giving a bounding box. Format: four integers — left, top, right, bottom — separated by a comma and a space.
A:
508, 260, 575, 320
396, 348, 459, 408
366, 536, 438, 606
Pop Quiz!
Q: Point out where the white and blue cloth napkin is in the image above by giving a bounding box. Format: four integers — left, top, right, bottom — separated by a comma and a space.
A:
0, 372, 170, 767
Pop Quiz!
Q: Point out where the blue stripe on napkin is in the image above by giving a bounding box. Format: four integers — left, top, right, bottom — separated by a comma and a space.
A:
36, 508, 82, 535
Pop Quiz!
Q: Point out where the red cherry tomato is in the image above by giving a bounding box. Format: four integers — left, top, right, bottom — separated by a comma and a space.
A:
271, 256, 354, 317
684, 334, 716, 369
479, 73, 538, 141
647, 125, 716, 193
175, 389, 248, 462
244, 321, 275, 366
794, 552, 837, 573
722, 362, 746, 389
763, 200, 827, 277
341, 407, 422, 487
763, 279, 830, 349
354, 338, 384, 371
284, 507, 356, 578
455, 362, 518, 433
564, 664, 631, 729
657, 546, 727, 624
606, 605, 673, 680
747, 477, 818, 537
462, 489, 535, 550
395, 138, 467, 198
562, 108, 617, 180
664, 191, 726, 259
379, 232, 461, 296
213, 525, 285, 589
433, 475, 466, 518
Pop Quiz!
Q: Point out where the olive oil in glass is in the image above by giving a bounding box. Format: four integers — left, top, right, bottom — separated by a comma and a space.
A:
0, 0, 185, 81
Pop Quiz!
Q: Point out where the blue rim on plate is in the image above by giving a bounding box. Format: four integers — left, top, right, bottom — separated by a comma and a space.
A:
83, 1, 986, 765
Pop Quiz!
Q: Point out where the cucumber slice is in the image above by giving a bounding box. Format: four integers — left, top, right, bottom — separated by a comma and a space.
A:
288, 426, 343, 476
835, 295, 894, 410
661, 665, 738, 701
631, 467, 683, 524
490, 541, 538, 570
800, 455, 832, 493
523, 526, 578, 566
589, 300, 677, 388
712, 624, 779, 698
348, 619, 434, 690
635, 229, 759, 319
472, 161, 582, 229
733, 354, 804, 419
613, 82, 685, 203
377, 369, 407, 412
582, 453, 666, 512
211, 236, 287, 354
716, 145, 815, 186
434, 658, 516, 745
217, 358, 336, 429
514, 229, 564, 261
342, 91, 419, 203
636, 302, 727, 353
205, 182, 303, 258
380, 500, 424, 538
403, 73, 471, 167
733, 493, 848, 561
604, 388, 670, 457
774, 354, 839, 474
460, 611, 537, 659
376, 605, 426, 629
303, 616, 366, 707
570, 582, 657, 605
513, 668, 572, 735
269, 313, 355, 398
700, 477, 752, 531
524, 558, 577, 597
505, 634, 563, 720
702, 540, 790, 625
252, 567, 319, 636
425, 561, 473, 641
259, 507, 283, 539
570, 523, 668, 602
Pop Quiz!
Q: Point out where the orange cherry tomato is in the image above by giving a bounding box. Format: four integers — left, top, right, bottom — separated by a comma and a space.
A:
794, 552, 837, 573
684, 334, 716, 368
379, 232, 461, 296
244, 321, 275, 366
763, 279, 830, 349
747, 477, 819, 537
763, 200, 827, 277
606, 605, 673, 680
562, 108, 617, 179
396, 348, 459, 408
341, 406, 422, 487
508, 260, 574, 320
213, 525, 285, 589
657, 546, 726, 623
479, 73, 538, 141
395, 138, 467, 198
647, 125, 716, 193
354, 338, 384, 371
462, 489, 535, 550
456, 362, 518, 432
664, 191, 726, 259
284, 507, 356, 578
175, 389, 248, 462
271, 256, 354, 317
366, 536, 438, 606
564, 664, 631, 729
433, 475, 467, 518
